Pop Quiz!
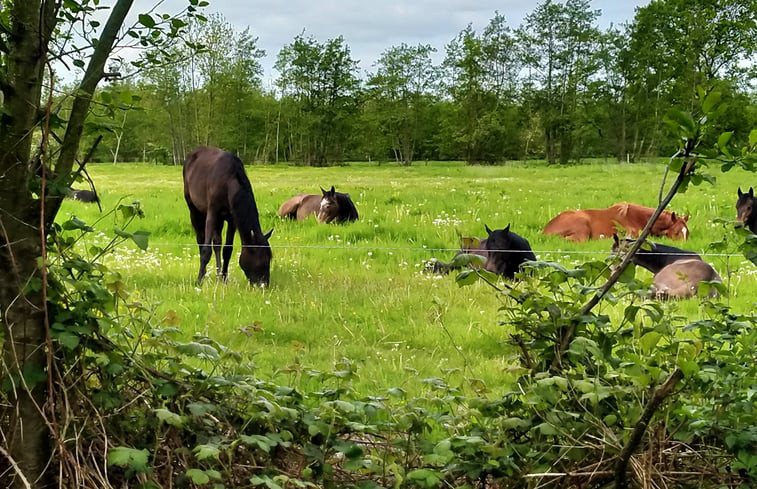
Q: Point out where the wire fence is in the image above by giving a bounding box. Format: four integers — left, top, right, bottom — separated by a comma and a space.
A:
145, 241, 743, 259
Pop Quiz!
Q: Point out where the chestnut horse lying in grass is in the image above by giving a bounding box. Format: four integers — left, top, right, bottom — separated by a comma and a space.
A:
543, 203, 689, 242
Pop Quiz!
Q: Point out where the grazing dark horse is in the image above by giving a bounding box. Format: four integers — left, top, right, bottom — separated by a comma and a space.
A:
427, 236, 488, 274
278, 186, 358, 223
611, 235, 701, 274
543, 203, 689, 242
70, 188, 99, 203
736, 186, 757, 233
483, 224, 537, 279
183, 147, 272, 286
651, 259, 722, 299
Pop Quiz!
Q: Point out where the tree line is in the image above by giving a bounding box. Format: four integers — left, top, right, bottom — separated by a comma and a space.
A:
83, 0, 756, 166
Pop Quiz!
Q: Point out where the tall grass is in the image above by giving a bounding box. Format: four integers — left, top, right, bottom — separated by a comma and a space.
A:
62, 160, 757, 395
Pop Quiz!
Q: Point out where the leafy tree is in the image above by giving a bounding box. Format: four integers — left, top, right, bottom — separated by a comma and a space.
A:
0, 1, 202, 486
518, 0, 602, 164
275, 34, 361, 166
366, 43, 440, 165
444, 14, 523, 164
623, 0, 757, 157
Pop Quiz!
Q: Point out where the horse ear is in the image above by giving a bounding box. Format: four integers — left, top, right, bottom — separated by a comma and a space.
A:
321, 186, 328, 195
738, 187, 744, 197
750, 187, 755, 197
484, 224, 493, 235
671, 212, 677, 220
684, 215, 689, 222
504, 223, 510, 232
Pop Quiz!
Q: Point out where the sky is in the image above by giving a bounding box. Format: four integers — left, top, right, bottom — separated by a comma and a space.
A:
131, 0, 652, 84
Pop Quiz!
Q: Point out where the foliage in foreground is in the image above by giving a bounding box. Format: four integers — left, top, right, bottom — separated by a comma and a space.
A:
3, 96, 757, 489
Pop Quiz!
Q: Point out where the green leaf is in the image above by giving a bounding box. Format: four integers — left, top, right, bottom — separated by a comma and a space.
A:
717, 131, 733, 149
407, 469, 443, 488
62, 216, 93, 232
749, 129, 757, 148
138, 13, 155, 28
107, 447, 149, 473
193, 444, 220, 461
665, 109, 696, 137
185, 468, 210, 484
639, 331, 662, 354
455, 269, 480, 286
448, 252, 486, 268
154, 408, 186, 428
535, 422, 558, 435
174, 341, 219, 360
678, 360, 699, 377
53, 330, 80, 350
701, 90, 722, 114
131, 230, 151, 250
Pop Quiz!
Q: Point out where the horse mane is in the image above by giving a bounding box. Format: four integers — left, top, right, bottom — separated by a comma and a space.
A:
226, 153, 264, 239
336, 192, 359, 221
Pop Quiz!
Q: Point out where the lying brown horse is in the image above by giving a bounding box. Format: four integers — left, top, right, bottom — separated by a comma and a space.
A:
278, 186, 358, 223
651, 259, 722, 299
183, 147, 273, 286
543, 203, 689, 242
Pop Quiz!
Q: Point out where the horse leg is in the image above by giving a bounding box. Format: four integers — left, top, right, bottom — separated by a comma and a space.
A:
221, 220, 235, 281
197, 212, 219, 285
186, 202, 211, 285
213, 219, 225, 277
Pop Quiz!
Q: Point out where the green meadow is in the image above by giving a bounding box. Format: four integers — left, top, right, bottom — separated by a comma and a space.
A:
61, 160, 757, 395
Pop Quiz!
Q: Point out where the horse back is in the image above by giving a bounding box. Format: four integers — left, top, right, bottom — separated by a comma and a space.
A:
183, 147, 238, 213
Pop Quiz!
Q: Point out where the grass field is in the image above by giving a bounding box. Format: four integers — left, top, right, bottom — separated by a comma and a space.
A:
60, 160, 757, 396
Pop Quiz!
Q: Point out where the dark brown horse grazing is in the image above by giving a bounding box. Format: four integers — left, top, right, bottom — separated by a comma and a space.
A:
543, 203, 689, 242
183, 147, 272, 286
278, 186, 359, 223
611, 235, 701, 274
651, 259, 722, 300
483, 224, 537, 279
736, 187, 757, 233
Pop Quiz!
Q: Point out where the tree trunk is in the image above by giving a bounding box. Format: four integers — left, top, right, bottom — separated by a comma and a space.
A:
0, 2, 58, 486
0, 2, 135, 487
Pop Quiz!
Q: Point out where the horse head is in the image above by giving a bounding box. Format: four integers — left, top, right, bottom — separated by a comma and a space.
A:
239, 228, 273, 286
653, 211, 689, 240
736, 186, 754, 228
317, 186, 337, 223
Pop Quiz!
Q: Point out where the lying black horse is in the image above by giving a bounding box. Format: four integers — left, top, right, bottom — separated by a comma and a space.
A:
611, 235, 701, 273
483, 224, 536, 279
736, 186, 757, 233
183, 147, 272, 286
278, 186, 358, 223
70, 188, 99, 203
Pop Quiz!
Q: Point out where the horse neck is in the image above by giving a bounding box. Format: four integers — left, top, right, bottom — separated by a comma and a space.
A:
631, 247, 668, 273
229, 179, 263, 244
